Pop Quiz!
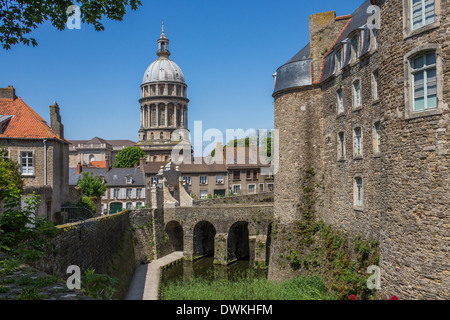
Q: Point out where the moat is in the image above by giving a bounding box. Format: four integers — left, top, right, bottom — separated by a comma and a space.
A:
159, 257, 268, 300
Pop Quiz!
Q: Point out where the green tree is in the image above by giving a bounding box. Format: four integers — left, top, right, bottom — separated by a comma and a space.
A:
0, 147, 56, 261
113, 146, 146, 168
0, 146, 23, 200
77, 172, 107, 197
0, 0, 142, 50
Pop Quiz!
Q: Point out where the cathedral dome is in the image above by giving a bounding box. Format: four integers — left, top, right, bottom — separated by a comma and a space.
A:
142, 58, 185, 84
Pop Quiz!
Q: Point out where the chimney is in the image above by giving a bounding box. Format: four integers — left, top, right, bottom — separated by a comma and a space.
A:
308, 11, 350, 81
105, 156, 110, 172
49, 101, 64, 139
77, 162, 82, 175
0, 86, 16, 100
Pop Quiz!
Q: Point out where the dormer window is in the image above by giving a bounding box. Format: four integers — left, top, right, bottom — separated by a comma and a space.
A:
351, 34, 360, 61
336, 48, 342, 72
126, 176, 132, 184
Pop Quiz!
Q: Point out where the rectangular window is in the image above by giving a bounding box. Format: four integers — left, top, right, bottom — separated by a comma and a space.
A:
373, 28, 378, 50
183, 176, 191, 185
337, 89, 344, 113
136, 188, 142, 199
354, 127, 362, 157
411, 0, 435, 30
248, 184, 256, 194
216, 175, 224, 184
373, 70, 379, 100
114, 189, 120, 199
136, 202, 142, 209
253, 169, 258, 180
353, 80, 361, 108
21, 151, 34, 175
259, 183, 264, 192
200, 175, 207, 185
151, 177, 159, 185
351, 34, 360, 60
246, 170, 251, 180
338, 132, 346, 159
267, 183, 274, 191
126, 202, 132, 210
355, 177, 363, 207
374, 123, 381, 154
412, 52, 437, 111
200, 190, 208, 199
233, 170, 240, 180
232, 185, 241, 195
126, 188, 132, 198
336, 48, 342, 71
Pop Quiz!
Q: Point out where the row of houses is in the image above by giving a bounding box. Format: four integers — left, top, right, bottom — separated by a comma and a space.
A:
1, 86, 274, 218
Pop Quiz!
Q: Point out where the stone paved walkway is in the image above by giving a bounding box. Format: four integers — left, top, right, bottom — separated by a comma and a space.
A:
0, 252, 95, 300
126, 251, 184, 300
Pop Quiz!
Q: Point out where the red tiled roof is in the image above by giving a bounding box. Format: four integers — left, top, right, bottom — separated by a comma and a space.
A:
0, 96, 65, 141
90, 161, 107, 168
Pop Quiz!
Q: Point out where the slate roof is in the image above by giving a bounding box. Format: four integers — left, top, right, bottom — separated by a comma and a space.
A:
0, 96, 66, 141
273, 0, 374, 92
69, 167, 145, 186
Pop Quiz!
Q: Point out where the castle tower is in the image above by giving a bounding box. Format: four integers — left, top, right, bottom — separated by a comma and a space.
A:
138, 22, 190, 162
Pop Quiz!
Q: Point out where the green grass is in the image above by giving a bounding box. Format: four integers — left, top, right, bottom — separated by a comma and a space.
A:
160, 274, 335, 300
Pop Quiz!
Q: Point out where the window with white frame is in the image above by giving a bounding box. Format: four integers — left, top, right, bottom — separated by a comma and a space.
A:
337, 88, 344, 113
200, 190, 208, 199
336, 48, 342, 71
411, 0, 435, 30
374, 122, 381, 154
136, 202, 142, 209
183, 176, 191, 185
411, 52, 437, 111
353, 79, 361, 108
216, 175, 224, 184
151, 177, 159, 185
114, 188, 120, 199
126, 176, 132, 184
351, 34, 360, 61
373, 28, 378, 50
267, 183, 274, 191
232, 185, 241, 195
372, 70, 379, 100
248, 184, 256, 194
126, 188, 132, 199
354, 177, 363, 208
136, 188, 142, 199
354, 127, 363, 157
20, 151, 34, 175
126, 202, 132, 210
200, 175, 207, 185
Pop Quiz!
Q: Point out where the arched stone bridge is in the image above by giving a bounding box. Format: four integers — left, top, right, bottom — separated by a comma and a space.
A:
161, 204, 273, 266
146, 162, 274, 266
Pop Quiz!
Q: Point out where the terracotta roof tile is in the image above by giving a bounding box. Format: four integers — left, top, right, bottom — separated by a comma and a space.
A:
0, 96, 64, 141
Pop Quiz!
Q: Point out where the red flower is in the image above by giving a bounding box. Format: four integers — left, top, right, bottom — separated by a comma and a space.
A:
348, 295, 358, 300
389, 295, 399, 300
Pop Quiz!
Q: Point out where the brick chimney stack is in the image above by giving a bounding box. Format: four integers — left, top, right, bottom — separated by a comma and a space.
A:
49, 101, 64, 139
105, 156, 110, 172
0, 86, 16, 100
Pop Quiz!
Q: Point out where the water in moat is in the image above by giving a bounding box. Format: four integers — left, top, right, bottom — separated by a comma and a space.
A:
159, 257, 268, 296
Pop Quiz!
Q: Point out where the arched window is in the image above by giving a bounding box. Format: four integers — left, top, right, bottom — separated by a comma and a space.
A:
89, 155, 95, 163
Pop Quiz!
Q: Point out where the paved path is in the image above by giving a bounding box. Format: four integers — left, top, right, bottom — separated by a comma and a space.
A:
126, 251, 184, 300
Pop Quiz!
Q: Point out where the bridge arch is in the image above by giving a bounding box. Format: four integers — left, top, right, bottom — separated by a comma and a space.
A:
227, 221, 250, 262
193, 221, 216, 259
165, 220, 183, 252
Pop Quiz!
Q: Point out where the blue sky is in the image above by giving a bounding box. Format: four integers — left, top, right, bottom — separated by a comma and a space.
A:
0, 0, 361, 147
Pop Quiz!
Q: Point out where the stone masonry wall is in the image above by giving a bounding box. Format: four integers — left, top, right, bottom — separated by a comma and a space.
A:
376, 0, 449, 300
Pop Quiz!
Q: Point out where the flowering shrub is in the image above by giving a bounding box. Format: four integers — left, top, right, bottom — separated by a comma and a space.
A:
389, 295, 399, 300
348, 295, 358, 300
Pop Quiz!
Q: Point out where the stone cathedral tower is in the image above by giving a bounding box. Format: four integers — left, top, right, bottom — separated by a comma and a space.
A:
138, 22, 190, 162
